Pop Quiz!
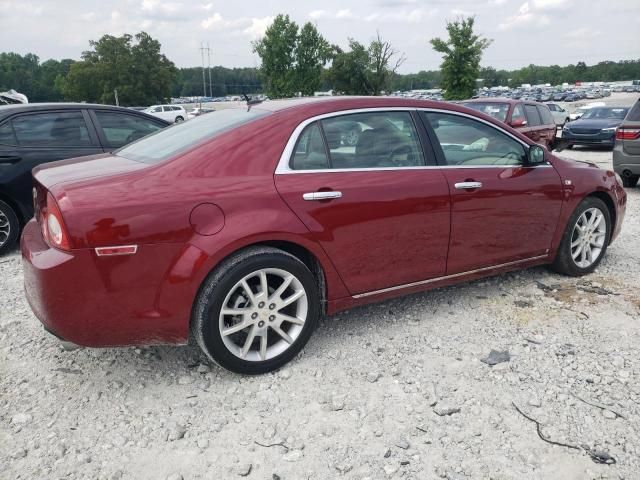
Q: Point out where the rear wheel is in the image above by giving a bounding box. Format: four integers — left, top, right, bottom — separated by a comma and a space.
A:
622, 174, 639, 188
0, 199, 19, 256
192, 247, 319, 374
551, 197, 610, 276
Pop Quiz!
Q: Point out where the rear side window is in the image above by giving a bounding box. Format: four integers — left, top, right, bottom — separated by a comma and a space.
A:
320, 111, 425, 169
0, 122, 16, 145
524, 105, 542, 126
537, 106, 555, 126
117, 108, 269, 164
94, 111, 165, 149
11, 111, 92, 146
290, 122, 329, 170
626, 101, 640, 121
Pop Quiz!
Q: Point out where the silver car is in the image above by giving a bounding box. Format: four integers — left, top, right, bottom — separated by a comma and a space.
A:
613, 99, 640, 188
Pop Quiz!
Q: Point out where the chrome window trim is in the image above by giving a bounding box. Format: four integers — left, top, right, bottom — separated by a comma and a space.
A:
352, 254, 549, 299
275, 106, 551, 174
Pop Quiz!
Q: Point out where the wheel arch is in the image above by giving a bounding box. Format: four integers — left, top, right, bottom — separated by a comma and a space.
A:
0, 191, 25, 226
586, 190, 616, 243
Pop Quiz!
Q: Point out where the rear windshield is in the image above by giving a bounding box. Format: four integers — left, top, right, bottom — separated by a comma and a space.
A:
117, 108, 270, 163
581, 107, 629, 120
460, 102, 509, 122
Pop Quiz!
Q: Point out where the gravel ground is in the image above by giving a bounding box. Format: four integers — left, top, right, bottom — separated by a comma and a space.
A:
2, 142, 640, 480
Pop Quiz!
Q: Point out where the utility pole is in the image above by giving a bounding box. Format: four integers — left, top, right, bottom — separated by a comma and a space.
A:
200, 42, 207, 101
207, 42, 213, 98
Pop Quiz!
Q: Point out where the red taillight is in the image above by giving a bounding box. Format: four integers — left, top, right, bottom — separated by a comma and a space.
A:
616, 128, 640, 140
43, 193, 71, 251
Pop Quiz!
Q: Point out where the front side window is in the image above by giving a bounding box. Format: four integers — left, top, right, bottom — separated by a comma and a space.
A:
524, 105, 542, 126
320, 111, 425, 169
94, 111, 165, 149
422, 112, 526, 166
12, 111, 92, 146
511, 104, 526, 124
460, 102, 509, 122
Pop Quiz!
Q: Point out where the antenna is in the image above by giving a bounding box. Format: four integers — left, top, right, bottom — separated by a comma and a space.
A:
199, 42, 207, 101
207, 42, 213, 98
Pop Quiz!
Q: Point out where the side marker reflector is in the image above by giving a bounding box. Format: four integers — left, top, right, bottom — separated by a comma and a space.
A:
95, 245, 138, 256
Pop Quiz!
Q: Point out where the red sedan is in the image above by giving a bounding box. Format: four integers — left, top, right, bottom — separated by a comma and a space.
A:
21, 97, 626, 374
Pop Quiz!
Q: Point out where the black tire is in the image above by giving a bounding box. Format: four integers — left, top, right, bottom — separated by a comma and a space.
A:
622, 175, 639, 188
192, 246, 320, 374
0, 199, 20, 256
566, 144, 573, 149
551, 197, 611, 276
175, 116, 184, 123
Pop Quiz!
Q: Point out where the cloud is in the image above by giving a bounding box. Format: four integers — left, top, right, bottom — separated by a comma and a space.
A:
0, 1, 43, 15
242, 16, 274, 40
499, 1, 551, 30
451, 8, 474, 16
365, 8, 435, 23
309, 9, 354, 20
531, 0, 571, 10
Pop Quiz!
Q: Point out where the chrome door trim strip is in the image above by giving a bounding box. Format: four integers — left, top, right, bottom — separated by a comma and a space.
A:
274, 106, 551, 175
352, 254, 549, 299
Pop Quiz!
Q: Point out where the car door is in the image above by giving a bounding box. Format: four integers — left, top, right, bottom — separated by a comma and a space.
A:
523, 104, 543, 144
275, 110, 451, 295
537, 105, 557, 147
89, 109, 167, 151
420, 111, 563, 275
0, 109, 102, 220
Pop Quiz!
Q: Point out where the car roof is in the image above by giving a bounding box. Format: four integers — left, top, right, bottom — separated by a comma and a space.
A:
0, 102, 171, 123
459, 97, 548, 107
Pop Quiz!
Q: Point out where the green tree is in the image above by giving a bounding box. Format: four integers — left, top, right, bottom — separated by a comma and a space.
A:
253, 14, 299, 98
368, 32, 406, 95
62, 32, 176, 105
294, 22, 332, 96
329, 40, 372, 95
430, 16, 492, 100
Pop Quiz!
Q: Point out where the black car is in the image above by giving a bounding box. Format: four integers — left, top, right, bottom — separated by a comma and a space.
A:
0, 103, 170, 254
562, 106, 630, 149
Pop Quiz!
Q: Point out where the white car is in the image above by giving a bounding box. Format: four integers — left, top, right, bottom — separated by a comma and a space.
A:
569, 102, 606, 121
143, 105, 187, 123
546, 103, 570, 127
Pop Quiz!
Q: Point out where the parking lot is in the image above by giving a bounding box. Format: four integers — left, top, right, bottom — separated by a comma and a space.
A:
2, 96, 640, 480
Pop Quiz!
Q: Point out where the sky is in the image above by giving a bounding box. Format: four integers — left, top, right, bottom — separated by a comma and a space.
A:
0, 0, 639, 73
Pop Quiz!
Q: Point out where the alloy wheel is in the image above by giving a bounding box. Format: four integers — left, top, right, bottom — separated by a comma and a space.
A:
218, 268, 308, 362
0, 210, 10, 247
570, 207, 607, 268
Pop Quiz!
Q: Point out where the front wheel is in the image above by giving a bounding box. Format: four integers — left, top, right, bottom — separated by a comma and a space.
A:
175, 116, 184, 123
192, 247, 319, 374
551, 197, 611, 276
0, 199, 19, 256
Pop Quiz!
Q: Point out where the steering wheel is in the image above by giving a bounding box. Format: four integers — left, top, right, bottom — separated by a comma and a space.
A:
387, 145, 414, 167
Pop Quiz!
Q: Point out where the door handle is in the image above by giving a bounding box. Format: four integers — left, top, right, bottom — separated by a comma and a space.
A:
454, 181, 483, 190
0, 155, 21, 165
303, 191, 342, 201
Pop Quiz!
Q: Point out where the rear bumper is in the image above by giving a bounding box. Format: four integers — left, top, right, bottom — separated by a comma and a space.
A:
613, 144, 640, 175
21, 219, 191, 347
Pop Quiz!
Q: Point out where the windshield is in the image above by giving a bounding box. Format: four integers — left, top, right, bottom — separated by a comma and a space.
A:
117, 108, 270, 163
460, 102, 509, 122
581, 107, 629, 120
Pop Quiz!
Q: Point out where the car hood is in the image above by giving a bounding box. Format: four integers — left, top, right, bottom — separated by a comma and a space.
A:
566, 118, 621, 129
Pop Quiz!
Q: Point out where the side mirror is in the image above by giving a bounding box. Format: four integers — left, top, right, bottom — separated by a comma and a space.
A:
510, 118, 527, 128
528, 145, 546, 164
